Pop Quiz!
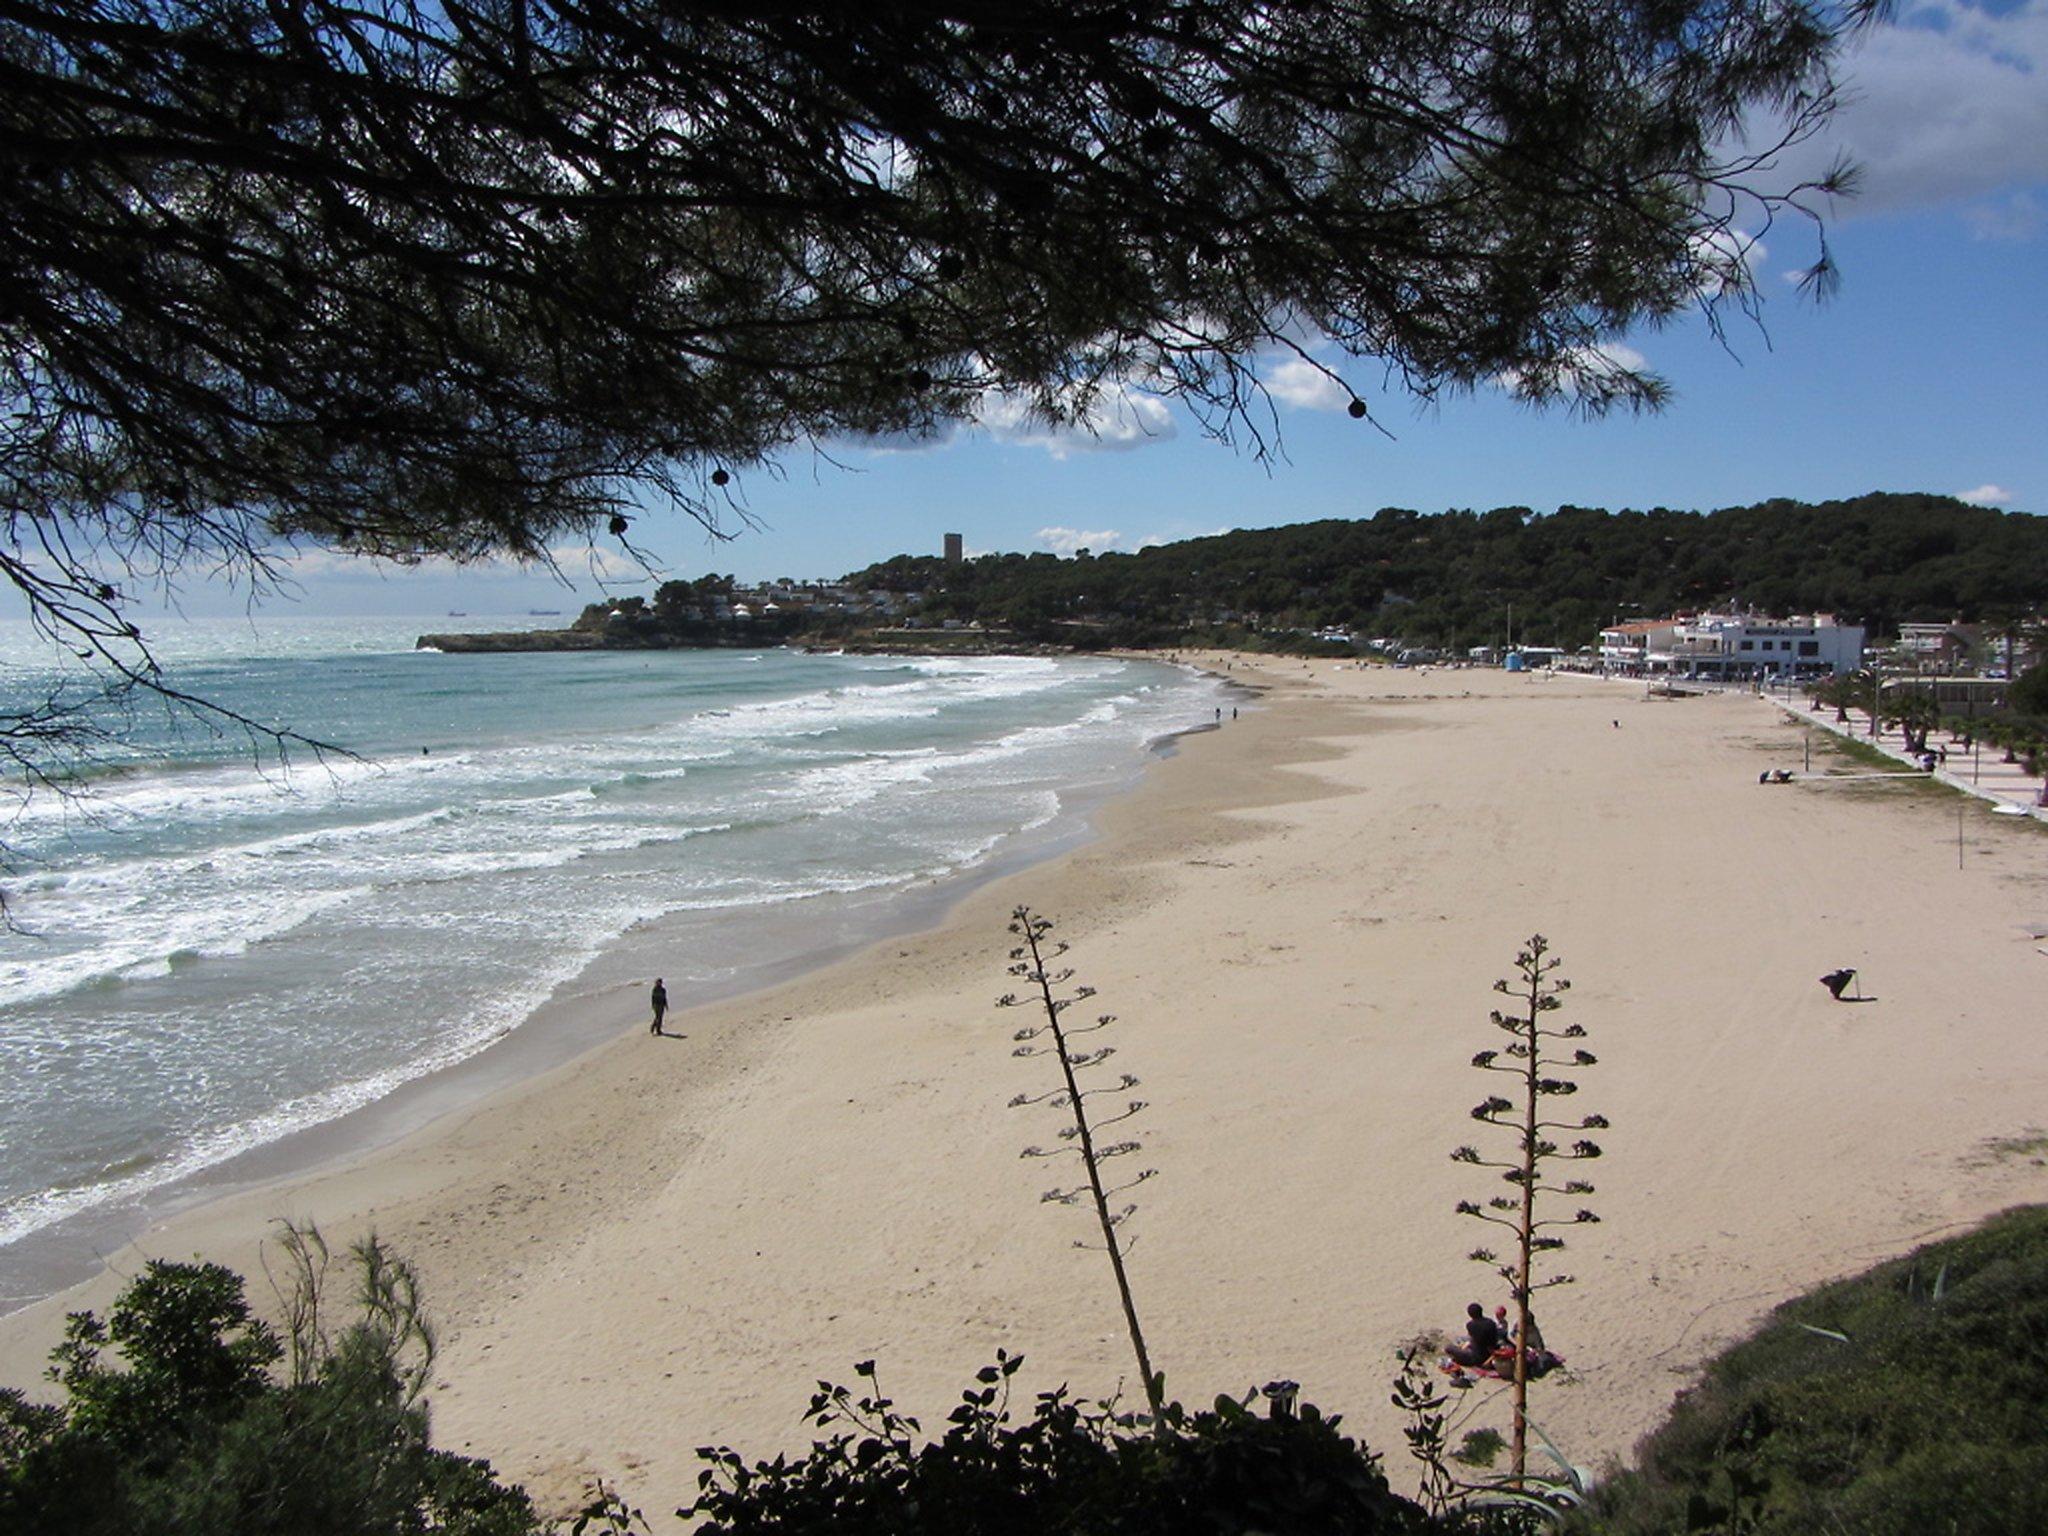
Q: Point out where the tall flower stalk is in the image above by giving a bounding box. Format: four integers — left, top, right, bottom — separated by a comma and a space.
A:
999, 906, 1162, 1419
1451, 934, 1607, 1482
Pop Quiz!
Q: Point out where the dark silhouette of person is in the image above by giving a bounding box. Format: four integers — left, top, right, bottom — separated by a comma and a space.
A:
1446, 1302, 1502, 1368
650, 978, 669, 1035
1820, 968, 1857, 1001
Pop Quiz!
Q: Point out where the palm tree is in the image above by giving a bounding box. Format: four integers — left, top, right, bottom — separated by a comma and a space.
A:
1986, 614, 2048, 682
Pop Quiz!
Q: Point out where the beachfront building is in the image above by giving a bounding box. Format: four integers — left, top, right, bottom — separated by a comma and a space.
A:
1598, 619, 1682, 674
1894, 620, 1982, 673
1601, 612, 1865, 680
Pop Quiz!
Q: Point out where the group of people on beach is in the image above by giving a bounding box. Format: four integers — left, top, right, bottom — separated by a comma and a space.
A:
1442, 1301, 1564, 1385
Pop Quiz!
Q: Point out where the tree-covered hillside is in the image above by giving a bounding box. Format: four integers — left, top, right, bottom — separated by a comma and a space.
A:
850, 494, 2048, 649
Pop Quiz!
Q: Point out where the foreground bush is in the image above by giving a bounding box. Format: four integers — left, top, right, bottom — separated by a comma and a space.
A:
0, 1242, 541, 1536
685, 1355, 1433, 1536
1579, 1206, 2048, 1535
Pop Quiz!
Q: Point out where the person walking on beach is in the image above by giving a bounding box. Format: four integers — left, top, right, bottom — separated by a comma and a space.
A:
649, 978, 669, 1036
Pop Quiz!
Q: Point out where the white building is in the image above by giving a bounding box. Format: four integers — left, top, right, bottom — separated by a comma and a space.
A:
1600, 612, 1864, 679
1598, 619, 1682, 673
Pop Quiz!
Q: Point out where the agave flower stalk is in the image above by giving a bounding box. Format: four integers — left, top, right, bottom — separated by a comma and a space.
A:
999, 905, 1162, 1419
1451, 934, 1607, 1483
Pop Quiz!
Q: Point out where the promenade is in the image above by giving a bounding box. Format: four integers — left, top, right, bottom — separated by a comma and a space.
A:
1765, 687, 2048, 820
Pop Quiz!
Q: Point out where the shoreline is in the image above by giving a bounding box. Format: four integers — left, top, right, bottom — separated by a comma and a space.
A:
5, 658, 2045, 1515
0, 654, 1224, 1316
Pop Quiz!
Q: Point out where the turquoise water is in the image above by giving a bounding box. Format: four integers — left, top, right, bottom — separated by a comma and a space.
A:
0, 617, 1223, 1301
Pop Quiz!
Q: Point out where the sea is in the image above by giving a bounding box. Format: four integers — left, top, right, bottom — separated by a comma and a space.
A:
0, 616, 1227, 1310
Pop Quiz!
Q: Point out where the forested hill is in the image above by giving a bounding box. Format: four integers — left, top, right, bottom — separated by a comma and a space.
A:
849, 493, 2048, 649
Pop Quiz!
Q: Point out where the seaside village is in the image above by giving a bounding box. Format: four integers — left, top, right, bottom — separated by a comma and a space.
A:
586, 574, 2041, 694
1369, 611, 2035, 687
1364, 610, 1872, 678
565, 529, 2042, 690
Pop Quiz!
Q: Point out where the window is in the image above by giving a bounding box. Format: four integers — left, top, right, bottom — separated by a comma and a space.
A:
1799, 641, 1819, 657
1739, 640, 1754, 651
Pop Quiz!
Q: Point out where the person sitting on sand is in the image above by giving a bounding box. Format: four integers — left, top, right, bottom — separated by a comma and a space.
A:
1820, 968, 1857, 1001
1489, 1305, 1564, 1377
1446, 1302, 1502, 1368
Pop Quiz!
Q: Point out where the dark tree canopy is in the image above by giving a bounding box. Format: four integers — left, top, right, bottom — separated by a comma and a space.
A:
844, 494, 2048, 649
0, 0, 1872, 816
4, 0, 1866, 618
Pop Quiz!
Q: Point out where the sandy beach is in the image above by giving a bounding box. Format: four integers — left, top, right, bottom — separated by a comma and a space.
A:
5, 658, 2045, 1513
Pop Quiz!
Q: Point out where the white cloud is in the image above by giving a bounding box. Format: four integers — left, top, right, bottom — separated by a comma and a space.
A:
846, 419, 966, 456
1760, 3, 2048, 221
269, 541, 647, 583
1964, 189, 2046, 240
977, 385, 1177, 457
1956, 483, 2016, 506
1264, 356, 1354, 411
1037, 526, 1125, 556
1496, 342, 1649, 399
269, 547, 464, 580
1690, 227, 1768, 296
845, 381, 1178, 459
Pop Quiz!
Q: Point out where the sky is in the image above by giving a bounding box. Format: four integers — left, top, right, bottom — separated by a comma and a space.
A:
107, 0, 2048, 619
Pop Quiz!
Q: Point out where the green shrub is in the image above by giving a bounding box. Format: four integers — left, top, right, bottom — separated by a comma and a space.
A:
1452, 1429, 1506, 1469
0, 1248, 542, 1536
1578, 1206, 2048, 1534
684, 1355, 1432, 1536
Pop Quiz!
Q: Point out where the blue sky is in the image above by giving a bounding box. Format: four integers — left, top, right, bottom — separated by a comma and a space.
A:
158, 1, 2048, 617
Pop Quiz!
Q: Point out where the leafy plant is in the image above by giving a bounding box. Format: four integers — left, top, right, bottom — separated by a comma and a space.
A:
1584, 1206, 2048, 1535
1000, 906, 1163, 1420
1451, 935, 1606, 1483
1452, 1428, 1506, 1469
684, 1357, 1428, 1536
1390, 1349, 1461, 1519
0, 1232, 541, 1536
1459, 1419, 1595, 1527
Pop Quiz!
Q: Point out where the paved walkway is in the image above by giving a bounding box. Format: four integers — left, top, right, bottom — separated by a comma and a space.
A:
1766, 691, 2048, 821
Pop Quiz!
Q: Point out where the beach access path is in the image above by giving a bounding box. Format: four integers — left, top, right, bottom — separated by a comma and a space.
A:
1763, 686, 2048, 819
3, 658, 2044, 1514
